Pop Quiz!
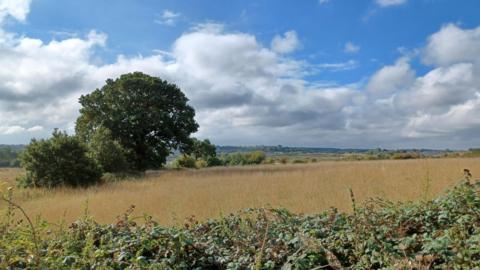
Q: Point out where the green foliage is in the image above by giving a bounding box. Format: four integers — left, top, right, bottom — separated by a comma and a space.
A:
76, 72, 199, 171
190, 138, 216, 161
172, 154, 197, 169
19, 129, 101, 188
87, 126, 131, 173
0, 146, 21, 167
3, 178, 480, 268
221, 150, 266, 166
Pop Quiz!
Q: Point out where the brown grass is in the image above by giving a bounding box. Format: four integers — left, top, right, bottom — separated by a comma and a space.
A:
0, 158, 478, 226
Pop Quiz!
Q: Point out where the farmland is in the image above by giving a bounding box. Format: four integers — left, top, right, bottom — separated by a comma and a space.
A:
1, 157, 478, 225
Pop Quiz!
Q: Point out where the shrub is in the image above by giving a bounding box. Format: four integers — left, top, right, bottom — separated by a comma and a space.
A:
172, 155, 197, 169
246, 150, 266, 164
205, 156, 223, 167
195, 159, 208, 169
87, 126, 131, 173
263, 157, 275, 164
19, 129, 101, 188
391, 151, 422, 160
221, 151, 267, 166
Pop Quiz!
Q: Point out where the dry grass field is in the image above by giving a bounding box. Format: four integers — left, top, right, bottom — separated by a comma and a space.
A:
1, 157, 479, 226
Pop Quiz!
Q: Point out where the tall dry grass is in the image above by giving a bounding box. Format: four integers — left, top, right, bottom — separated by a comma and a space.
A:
1, 158, 479, 226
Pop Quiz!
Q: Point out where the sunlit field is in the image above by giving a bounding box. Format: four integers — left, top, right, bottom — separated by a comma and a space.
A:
1, 157, 478, 226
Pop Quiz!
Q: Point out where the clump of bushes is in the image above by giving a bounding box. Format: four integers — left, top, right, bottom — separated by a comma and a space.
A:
2, 177, 480, 268
18, 129, 102, 188
221, 150, 266, 166
172, 149, 267, 169
391, 151, 423, 160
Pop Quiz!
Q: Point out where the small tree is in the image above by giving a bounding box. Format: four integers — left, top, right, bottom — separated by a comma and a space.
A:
19, 129, 101, 188
87, 126, 131, 173
190, 138, 221, 166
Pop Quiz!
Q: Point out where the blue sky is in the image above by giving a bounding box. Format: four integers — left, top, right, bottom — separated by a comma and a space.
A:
1, 0, 480, 148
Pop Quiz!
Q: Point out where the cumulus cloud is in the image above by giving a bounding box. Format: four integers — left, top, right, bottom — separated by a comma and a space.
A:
422, 23, 480, 66
376, 0, 407, 7
367, 57, 415, 95
271, 30, 300, 54
0, 0, 31, 23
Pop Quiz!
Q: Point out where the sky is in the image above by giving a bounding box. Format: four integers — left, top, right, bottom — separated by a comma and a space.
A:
0, 0, 480, 149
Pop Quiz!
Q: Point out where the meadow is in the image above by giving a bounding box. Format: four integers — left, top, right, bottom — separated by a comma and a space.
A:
1, 157, 478, 226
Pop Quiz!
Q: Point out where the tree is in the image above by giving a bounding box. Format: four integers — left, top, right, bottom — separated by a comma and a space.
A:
19, 129, 101, 188
87, 126, 131, 173
191, 138, 217, 161
76, 72, 199, 171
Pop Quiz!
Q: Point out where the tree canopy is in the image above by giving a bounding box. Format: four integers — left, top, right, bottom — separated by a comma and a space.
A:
76, 72, 198, 171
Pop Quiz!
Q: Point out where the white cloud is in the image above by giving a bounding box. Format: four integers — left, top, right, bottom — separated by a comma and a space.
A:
315, 60, 358, 72
318, 0, 331, 5
376, 0, 407, 7
367, 57, 415, 95
344, 41, 360, 53
271, 30, 301, 54
423, 23, 480, 66
154, 9, 181, 26
0, 0, 31, 23
27, 125, 43, 132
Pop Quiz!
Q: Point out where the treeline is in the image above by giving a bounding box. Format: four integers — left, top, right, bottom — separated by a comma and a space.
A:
172, 139, 266, 169
0, 145, 23, 167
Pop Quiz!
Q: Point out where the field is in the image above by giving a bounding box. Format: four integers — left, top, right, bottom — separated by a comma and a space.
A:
1, 157, 479, 226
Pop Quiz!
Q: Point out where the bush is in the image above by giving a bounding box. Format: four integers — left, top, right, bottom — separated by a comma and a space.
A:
263, 157, 275, 164
205, 156, 223, 167
19, 129, 102, 188
87, 126, 131, 173
246, 150, 266, 164
172, 155, 197, 169
391, 151, 422, 160
221, 151, 267, 166
195, 159, 208, 169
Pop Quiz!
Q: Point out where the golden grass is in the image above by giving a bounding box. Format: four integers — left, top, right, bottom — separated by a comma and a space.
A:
0, 158, 479, 226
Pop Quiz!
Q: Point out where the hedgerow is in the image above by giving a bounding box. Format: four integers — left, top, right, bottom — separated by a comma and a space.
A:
1, 177, 480, 269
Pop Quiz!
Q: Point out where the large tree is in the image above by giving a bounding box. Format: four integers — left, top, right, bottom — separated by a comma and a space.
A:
76, 72, 198, 171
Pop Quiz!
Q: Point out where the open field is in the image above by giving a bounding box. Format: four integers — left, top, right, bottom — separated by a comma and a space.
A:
1, 157, 480, 226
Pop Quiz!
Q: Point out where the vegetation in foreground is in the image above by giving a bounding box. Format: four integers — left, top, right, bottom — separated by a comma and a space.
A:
1, 174, 480, 269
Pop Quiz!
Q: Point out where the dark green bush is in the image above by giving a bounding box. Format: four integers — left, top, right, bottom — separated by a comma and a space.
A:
19, 129, 101, 188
